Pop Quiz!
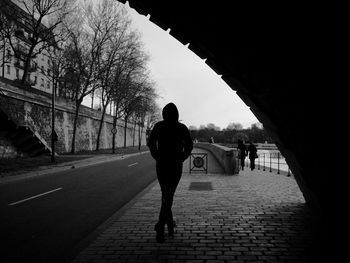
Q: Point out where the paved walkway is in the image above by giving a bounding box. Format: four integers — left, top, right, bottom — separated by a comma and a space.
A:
71, 152, 323, 263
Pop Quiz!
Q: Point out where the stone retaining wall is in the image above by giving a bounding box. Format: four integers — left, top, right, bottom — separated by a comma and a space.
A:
0, 81, 147, 157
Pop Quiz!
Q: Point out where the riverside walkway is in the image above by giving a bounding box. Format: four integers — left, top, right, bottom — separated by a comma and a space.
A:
71, 148, 324, 263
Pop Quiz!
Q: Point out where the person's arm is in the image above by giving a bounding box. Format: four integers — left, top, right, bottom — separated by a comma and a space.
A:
148, 123, 159, 161
182, 125, 194, 161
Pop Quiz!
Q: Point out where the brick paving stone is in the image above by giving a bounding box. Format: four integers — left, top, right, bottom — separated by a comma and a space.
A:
72, 168, 323, 263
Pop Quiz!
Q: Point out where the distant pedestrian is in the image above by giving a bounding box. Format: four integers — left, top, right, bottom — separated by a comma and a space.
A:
247, 142, 258, 171
148, 103, 193, 243
237, 140, 247, 170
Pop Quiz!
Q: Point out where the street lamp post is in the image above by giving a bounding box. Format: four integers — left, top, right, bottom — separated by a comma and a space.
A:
51, 80, 55, 163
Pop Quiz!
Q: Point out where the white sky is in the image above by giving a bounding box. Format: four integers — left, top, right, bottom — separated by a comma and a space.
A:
125, 5, 259, 130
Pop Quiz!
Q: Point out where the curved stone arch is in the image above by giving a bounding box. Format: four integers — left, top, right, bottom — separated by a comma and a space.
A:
118, 0, 328, 213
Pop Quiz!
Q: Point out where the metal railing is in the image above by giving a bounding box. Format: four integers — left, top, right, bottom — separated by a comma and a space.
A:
244, 150, 293, 177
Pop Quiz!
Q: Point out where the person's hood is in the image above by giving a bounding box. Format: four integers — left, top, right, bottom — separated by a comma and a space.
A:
162, 102, 179, 122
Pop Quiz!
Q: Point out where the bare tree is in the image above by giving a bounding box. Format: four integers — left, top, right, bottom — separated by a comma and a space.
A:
226, 122, 243, 131
94, 0, 133, 151
0, 0, 73, 85
108, 73, 128, 153
144, 100, 161, 136
207, 123, 221, 131
62, 0, 128, 153
122, 84, 141, 149
122, 74, 156, 148
107, 31, 151, 151
57, 0, 156, 153
45, 43, 64, 96
0, 19, 11, 78
133, 91, 158, 150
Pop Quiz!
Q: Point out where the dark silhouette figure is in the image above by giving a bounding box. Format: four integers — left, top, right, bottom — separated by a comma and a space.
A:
247, 142, 258, 171
148, 103, 193, 243
237, 140, 247, 170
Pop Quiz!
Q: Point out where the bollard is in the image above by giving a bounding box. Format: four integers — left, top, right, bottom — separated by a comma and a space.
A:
277, 152, 280, 174
269, 153, 272, 172
257, 154, 260, 170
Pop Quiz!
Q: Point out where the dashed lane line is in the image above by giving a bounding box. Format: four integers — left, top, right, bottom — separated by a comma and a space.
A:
8, 188, 63, 206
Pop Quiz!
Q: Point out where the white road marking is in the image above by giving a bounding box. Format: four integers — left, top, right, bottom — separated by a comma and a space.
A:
128, 162, 138, 167
8, 188, 63, 206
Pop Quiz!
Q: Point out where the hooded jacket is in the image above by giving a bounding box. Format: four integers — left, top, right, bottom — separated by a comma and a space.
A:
148, 103, 193, 164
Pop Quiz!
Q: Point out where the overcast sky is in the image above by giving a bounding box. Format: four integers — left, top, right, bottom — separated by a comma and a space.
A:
125, 5, 259, 130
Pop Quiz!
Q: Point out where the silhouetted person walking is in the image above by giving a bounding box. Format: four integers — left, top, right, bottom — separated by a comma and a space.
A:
237, 140, 247, 170
148, 103, 193, 243
247, 142, 258, 171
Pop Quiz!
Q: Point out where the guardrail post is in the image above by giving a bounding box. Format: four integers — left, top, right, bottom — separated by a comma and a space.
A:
263, 153, 265, 171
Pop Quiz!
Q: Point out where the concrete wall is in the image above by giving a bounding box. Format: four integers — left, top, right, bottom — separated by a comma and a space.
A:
0, 81, 147, 156
0, 138, 22, 158
195, 142, 239, 175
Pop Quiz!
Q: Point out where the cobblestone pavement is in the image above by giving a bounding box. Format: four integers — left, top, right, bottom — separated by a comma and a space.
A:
72, 168, 323, 263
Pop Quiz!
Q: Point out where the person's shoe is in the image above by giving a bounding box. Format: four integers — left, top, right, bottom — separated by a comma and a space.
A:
154, 223, 165, 243
167, 224, 174, 237
167, 220, 177, 237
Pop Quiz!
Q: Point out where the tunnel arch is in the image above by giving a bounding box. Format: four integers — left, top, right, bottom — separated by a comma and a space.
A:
118, 0, 329, 214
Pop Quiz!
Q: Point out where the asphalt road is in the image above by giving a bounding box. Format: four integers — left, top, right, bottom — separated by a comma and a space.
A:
0, 152, 157, 263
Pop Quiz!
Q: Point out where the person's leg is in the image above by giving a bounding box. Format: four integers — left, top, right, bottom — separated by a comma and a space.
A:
155, 163, 182, 241
240, 158, 245, 170
166, 165, 182, 235
155, 164, 167, 242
